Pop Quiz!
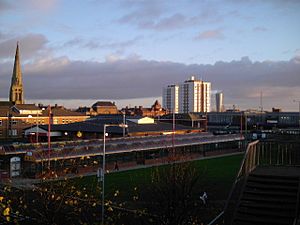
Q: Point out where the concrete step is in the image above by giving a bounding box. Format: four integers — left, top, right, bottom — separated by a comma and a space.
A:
247, 175, 299, 185
239, 200, 295, 210
244, 189, 298, 197
246, 182, 298, 191
237, 206, 295, 218
233, 214, 292, 225
243, 190, 297, 200
241, 195, 296, 204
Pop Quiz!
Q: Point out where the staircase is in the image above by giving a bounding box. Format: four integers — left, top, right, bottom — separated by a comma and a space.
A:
232, 167, 300, 225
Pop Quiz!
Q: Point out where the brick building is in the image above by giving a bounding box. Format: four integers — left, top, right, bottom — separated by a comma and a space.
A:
122, 100, 167, 117
0, 104, 89, 141
76, 101, 119, 116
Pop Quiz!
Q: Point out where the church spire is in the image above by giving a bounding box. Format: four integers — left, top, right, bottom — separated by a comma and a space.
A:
9, 42, 24, 104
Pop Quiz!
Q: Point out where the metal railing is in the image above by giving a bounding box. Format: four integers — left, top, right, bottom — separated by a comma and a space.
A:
208, 139, 300, 225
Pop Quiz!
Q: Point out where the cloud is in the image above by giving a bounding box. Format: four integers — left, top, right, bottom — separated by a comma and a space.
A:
0, 33, 49, 60
26, 0, 57, 11
147, 13, 187, 30
63, 36, 142, 50
195, 29, 224, 40
117, 2, 222, 31
0, 0, 57, 14
118, 1, 163, 26
0, 0, 12, 13
253, 26, 268, 32
0, 55, 299, 111
105, 54, 121, 63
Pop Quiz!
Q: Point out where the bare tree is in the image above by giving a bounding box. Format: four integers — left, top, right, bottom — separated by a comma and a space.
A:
147, 162, 202, 225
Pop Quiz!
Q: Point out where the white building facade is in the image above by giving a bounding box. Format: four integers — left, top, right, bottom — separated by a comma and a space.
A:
162, 85, 179, 113
163, 76, 211, 113
216, 92, 224, 112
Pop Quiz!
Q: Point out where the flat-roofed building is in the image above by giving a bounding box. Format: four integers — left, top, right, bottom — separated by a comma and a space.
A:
163, 85, 179, 113
179, 76, 211, 113
163, 76, 211, 114
216, 92, 224, 112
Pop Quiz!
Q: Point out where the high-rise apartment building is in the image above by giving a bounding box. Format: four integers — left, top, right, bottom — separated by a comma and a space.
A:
162, 85, 179, 113
216, 92, 224, 112
162, 76, 211, 113
179, 76, 211, 113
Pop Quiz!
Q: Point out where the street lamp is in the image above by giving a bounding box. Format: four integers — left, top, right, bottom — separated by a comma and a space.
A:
293, 100, 300, 134
101, 123, 128, 225
122, 112, 126, 137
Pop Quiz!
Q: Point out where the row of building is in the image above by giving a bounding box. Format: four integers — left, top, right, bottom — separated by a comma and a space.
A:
0, 100, 169, 141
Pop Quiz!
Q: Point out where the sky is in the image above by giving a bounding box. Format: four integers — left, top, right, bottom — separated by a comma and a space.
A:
0, 0, 299, 111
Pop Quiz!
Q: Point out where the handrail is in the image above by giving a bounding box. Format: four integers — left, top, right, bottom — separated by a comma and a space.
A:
208, 140, 300, 225
236, 140, 259, 179
207, 211, 224, 225
224, 140, 259, 207
207, 140, 259, 225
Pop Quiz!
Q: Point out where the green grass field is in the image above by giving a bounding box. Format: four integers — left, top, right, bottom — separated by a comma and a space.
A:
79, 153, 243, 202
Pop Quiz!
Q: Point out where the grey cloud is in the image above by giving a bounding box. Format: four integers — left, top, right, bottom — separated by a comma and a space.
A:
294, 49, 300, 56
0, 33, 48, 60
119, 11, 222, 31
0, 0, 57, 14
145, 13, 187, 30
0, 56, 299, 111
63, 36, 142, 50
63, 38, 85, 48
117, 1, 222, 31
0, 0, 12, 12
253, 26, 268, 32
118, 1, 163, 24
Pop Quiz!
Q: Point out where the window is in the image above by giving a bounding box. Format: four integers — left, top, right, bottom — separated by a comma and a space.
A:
10, 120, 17, 125
12, 129, 17, 136
9, 129, 18, 136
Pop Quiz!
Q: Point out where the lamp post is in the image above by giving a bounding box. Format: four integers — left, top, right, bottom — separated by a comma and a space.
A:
293, 100, 300, 134
245, 112, 248, 141
101, 123, 128, 225
36, 110, 39, 144
47, 105, 52, 170
172, 109, 175, 154
122, 112, 126, 137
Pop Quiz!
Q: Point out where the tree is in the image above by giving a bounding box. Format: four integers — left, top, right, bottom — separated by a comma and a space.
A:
147, 162, 203, 225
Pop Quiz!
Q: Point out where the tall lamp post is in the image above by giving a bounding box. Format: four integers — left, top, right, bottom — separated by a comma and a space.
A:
293, 100, 300, 134
122, 112, 126, 137
101, 123, 128, 225
36, 110, 39, 144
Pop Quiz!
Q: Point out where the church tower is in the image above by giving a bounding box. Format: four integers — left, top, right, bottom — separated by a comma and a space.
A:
9, 42, 24, 104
